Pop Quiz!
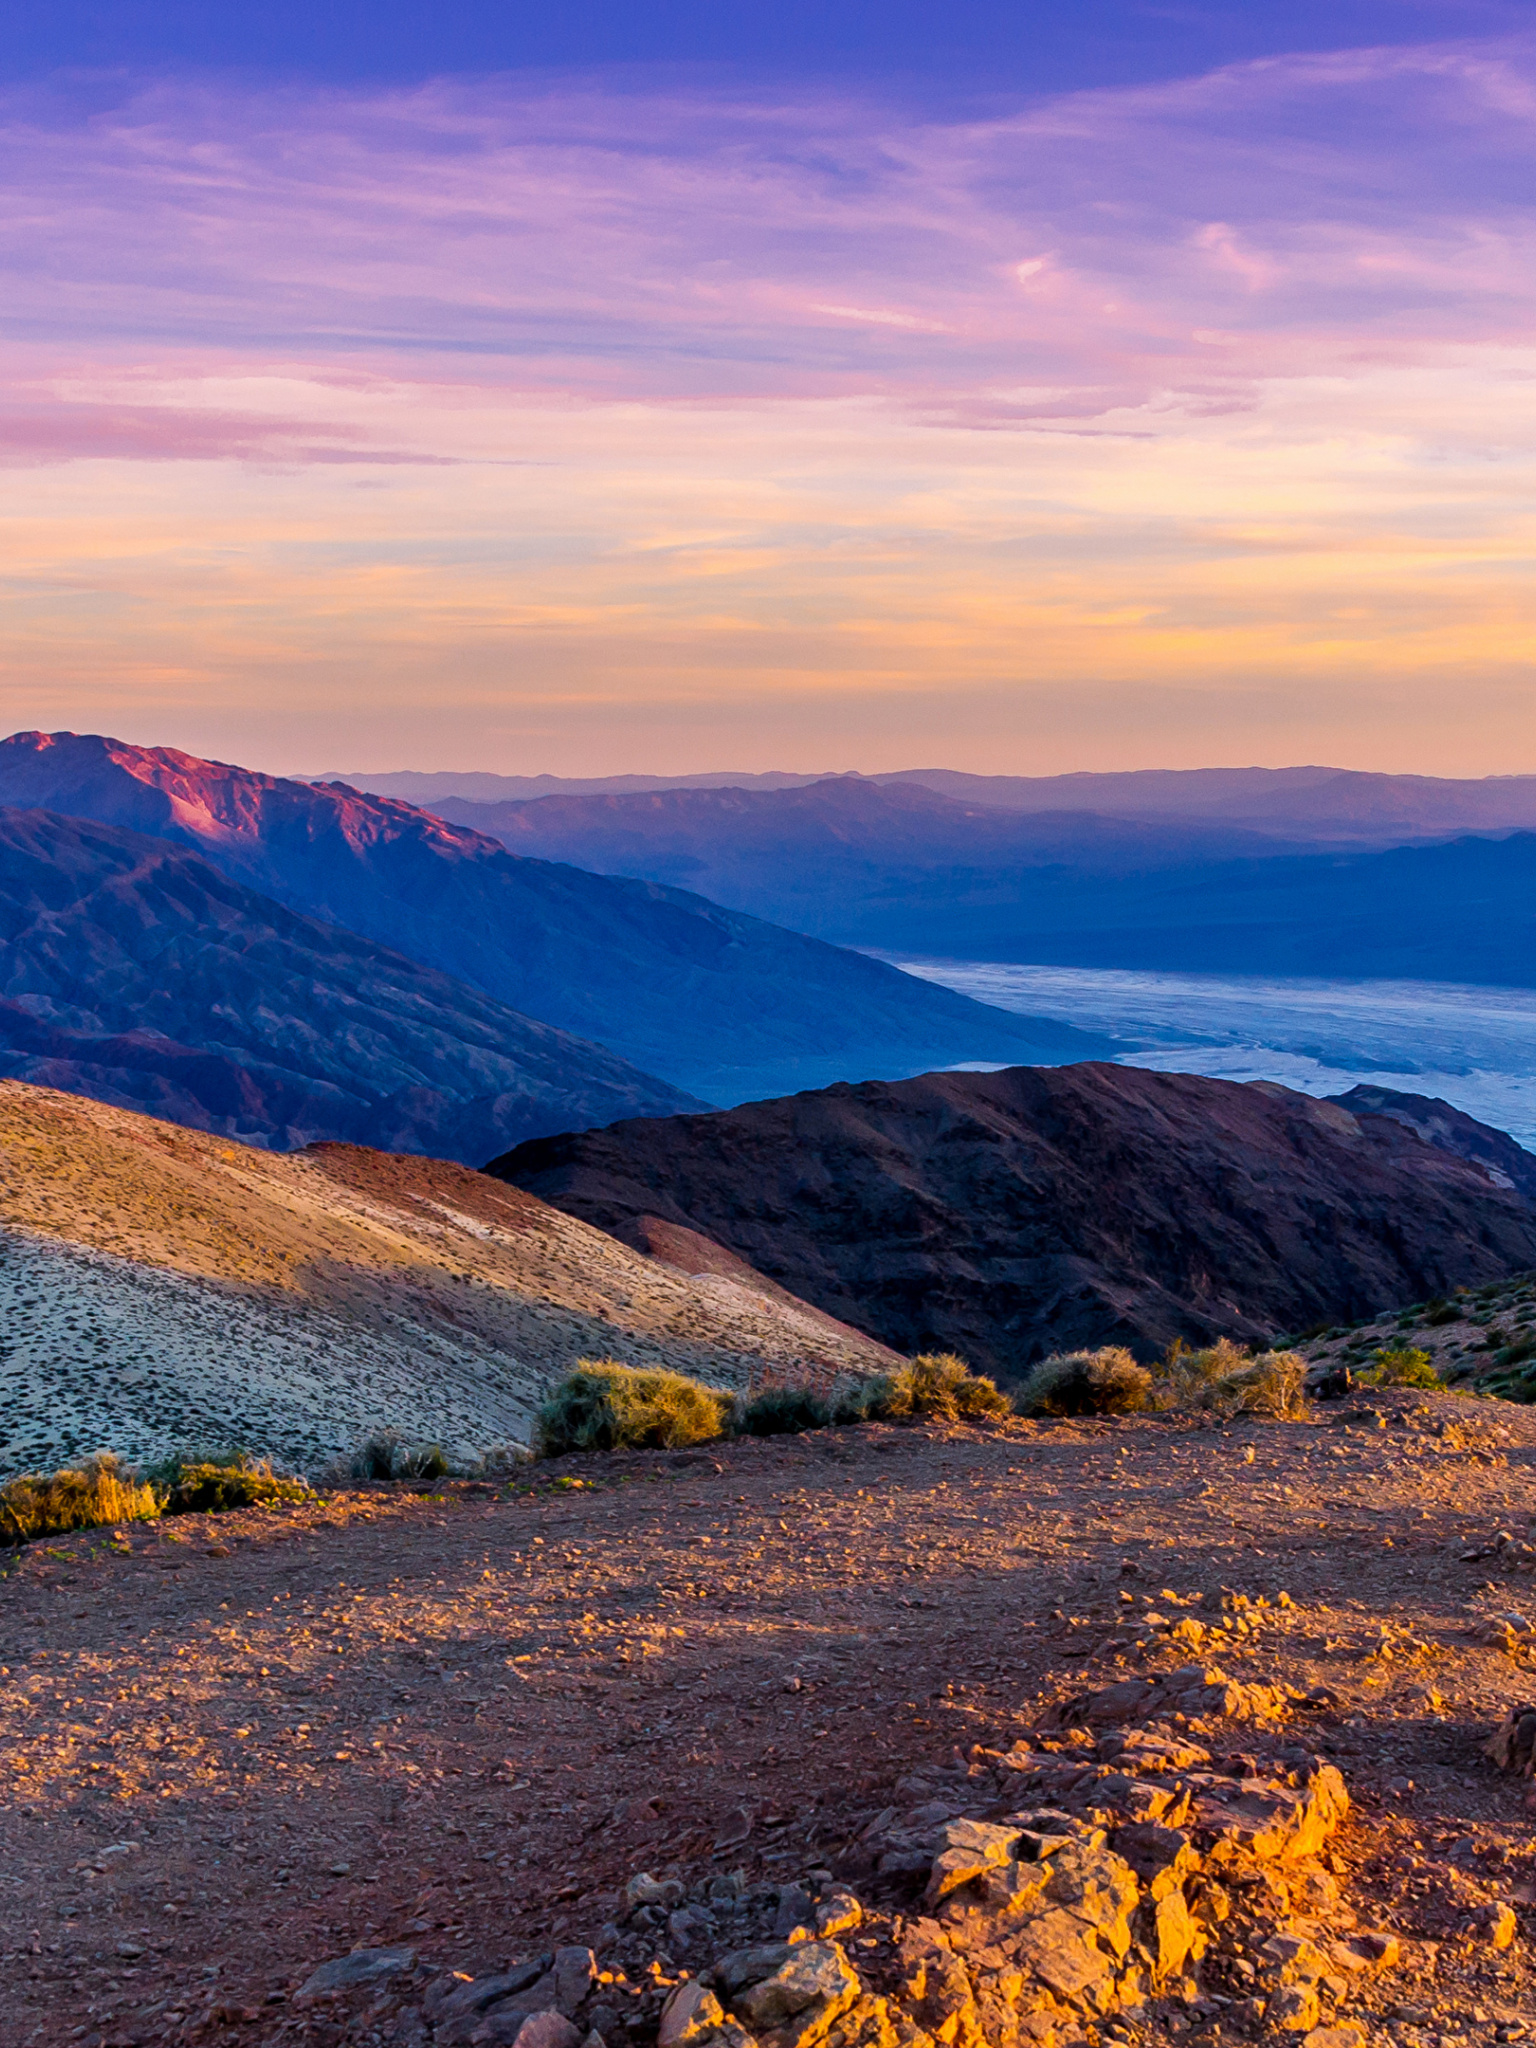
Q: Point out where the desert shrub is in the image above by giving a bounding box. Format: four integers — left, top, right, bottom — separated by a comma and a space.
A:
1423, 1301, 1460, 1328
876, 1353, 1013, 1423
1362, 1346, 1442, 1390
824, 1374, 896, 1425
0, 1453, 159, 1546
146, 1450, 313, 1514
1015, 1346, 1152, 1418
735, 1386, 832, 1437
322, 1431, 453, 1484
1158, 1339, 1308, 1419
535, 1360, 732, 1458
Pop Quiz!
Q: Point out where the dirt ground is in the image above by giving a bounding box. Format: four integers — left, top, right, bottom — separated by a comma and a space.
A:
7, 1392, 1536, 2047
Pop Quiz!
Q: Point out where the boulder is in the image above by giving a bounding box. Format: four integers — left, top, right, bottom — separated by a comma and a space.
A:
926, 1821, 1024, 1904
732, 1941, 862, 2048
298, 1946, 416, 1998
661, 1981, 729, 2048
478, 2016, 582, 2048
815, 1892, 864, 1940
1484, 1706, 1536, 1776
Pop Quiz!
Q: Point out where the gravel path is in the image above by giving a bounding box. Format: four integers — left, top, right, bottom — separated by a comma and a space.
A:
6, 1396, 1536, 2045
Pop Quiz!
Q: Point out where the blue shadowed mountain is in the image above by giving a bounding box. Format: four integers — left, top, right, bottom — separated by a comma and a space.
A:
419, 775, 1536, 984
0, 804, 705, 1155
0, 734, 1107, 1105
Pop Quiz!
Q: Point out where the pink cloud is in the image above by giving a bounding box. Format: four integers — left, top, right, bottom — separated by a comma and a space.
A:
0, 34, 1530, 456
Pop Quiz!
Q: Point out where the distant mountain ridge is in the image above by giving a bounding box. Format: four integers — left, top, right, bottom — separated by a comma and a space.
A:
328, 761, 1536, 844
0, 732, 1107, 1104
426, 777, 1310, 942
489, 1064, 1536, 1375
0, 805, 700, 1156
416, 775, 1536, 983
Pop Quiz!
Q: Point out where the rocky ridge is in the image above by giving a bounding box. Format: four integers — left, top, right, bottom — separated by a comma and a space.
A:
0, 804, 700, 1158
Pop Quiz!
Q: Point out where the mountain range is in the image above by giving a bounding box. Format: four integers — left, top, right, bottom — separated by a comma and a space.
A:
418, 774, 1536, 983
0, 732, 1106, 1110
489, 1063, 1536, 1376
337, 761, 1536, 843
0, 805, 699, 1157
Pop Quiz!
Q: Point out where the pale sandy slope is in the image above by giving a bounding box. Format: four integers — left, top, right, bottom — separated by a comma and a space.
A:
0, 1082, 895, 1476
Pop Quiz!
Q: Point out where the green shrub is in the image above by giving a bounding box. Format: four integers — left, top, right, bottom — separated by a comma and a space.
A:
876, 1353, 1012, 1422
824, 1374, 895, 1424
1362, 1346, 1442, 1390
1423, 1301, 1460, 1328
145, 1450, 314, 1514
735, 1386, 832, 1437
535, 1360, 732, 1457
1015, 1346, 1152, 1418
326, 1431, 452, 1483
0, 1453, 159, 1546
1157, 1339, 1308, 1419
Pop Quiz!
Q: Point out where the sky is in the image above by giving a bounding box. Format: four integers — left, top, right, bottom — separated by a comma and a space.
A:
1, 2, 1533, 777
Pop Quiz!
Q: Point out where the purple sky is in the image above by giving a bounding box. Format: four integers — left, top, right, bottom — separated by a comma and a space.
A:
2, 26, 1534, 773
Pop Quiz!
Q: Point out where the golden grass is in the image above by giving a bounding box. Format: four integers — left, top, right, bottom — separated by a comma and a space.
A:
1157, 1338, 1308, 1419
878, 1353, 1013, 1422
0, 1453, 160, 1545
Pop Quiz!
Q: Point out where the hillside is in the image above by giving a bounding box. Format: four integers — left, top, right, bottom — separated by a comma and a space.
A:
490, 1063, 1536, 1377
0, 732, 1108, 1102
0, 1082, 895, 1478
0, 804, 699, 1157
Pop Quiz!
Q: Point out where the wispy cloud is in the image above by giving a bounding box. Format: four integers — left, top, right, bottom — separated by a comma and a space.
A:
0, 39, 1533, 769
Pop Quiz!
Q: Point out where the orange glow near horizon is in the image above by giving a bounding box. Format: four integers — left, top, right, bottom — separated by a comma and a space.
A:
1, 54, 1533, 775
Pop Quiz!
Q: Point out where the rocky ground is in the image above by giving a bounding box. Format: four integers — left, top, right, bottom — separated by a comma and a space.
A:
6, 1391, 1536, 2048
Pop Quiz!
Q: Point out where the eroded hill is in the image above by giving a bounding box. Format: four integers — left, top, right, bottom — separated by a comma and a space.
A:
0, 1083, 894, 1476
491, 1064, 1536, 1377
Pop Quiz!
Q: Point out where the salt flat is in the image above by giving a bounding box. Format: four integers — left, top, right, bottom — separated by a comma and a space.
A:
897, 957, 1536, 1145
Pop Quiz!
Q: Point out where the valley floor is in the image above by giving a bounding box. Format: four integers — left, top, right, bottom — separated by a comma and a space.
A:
5, 1396, 1536, 2047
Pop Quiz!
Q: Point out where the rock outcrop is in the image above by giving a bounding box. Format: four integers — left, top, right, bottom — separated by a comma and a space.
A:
364, 1684, 1387, 2048
490, 1063, 1536, 1375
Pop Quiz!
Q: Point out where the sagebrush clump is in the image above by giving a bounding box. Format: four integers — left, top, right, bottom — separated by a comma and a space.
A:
145, 1449, 314, 1513
322, 1431, 452, 1484
1158, 1337, 1308, 1418
535, 1360, 734, 1457
734, 1385, 832, 1437
1015, 1346, 1152, 1418
876, 1353, 1013, 1422
0, 1452, 159, 1545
